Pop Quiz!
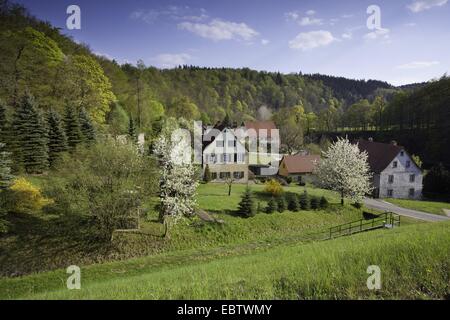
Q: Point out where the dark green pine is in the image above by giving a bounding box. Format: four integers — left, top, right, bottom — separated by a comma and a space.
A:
238, 187, 256, 217
12, 94, 49, 173
79, 107, 96, 143
128, 115, 137, 143
64, 104, 83, 150
0, 101, 9, 146
0, 143, 14, 190
47, 109, 68, 166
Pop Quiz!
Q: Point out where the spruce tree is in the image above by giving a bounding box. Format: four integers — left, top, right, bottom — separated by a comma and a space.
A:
299, 191, 309, 210
47, 109, 68, 166
64, 104, 82, 150
0, 102, 8, 145
0, 143, 14, 190
310, 197, 319, 210
203, 164, 212, 183
238, 187, 256, 217
128, 115, 137, 143
277, 196, 287, 213
266, 197, 277, 214
287, 193, 299, 212
12, 94, 48, 173
319, 196, 329, 209
79, 107, 96, 143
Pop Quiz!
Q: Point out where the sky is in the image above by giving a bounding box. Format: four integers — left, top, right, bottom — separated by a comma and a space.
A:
15, 0, 450, 85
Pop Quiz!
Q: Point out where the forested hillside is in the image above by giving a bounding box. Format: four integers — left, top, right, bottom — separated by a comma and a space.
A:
1, 0, 449, 168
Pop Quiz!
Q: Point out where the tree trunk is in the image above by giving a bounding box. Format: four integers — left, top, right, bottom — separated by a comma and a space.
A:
341, 191, 344, 206
228, 184, 232, 196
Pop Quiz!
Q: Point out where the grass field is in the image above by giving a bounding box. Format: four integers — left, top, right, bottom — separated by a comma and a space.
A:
385, 198, 450, 216
1, 221, 448, 300
0, 181, 372, 277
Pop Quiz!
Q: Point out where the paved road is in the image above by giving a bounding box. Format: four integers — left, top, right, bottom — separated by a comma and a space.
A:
363, 198, 450, 222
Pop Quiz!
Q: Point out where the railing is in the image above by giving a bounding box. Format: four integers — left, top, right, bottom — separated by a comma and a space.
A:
327, 212, 400, 240
296, 212, 401, 242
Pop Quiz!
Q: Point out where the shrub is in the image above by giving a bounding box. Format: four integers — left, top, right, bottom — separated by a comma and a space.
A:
203, 164, 212, 183
353, 202, 363, 209
287, 193, 299, 212
285, 176, 293, 185
299, 191, 309, 210
277, 196, 287, 213
319, 196, 329, 209
310, 197, 319, 210
3, 177, 53, 214
266, 197, 277, 214
238, 187, 256, 218
264, 179, 284, 196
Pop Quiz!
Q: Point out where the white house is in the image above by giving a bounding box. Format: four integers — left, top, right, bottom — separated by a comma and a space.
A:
358, 139, 423, 199
202, 126, 248, 183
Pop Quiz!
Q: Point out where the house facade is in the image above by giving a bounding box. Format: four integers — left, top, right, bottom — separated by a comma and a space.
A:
203, 127, 249, 183
278, 154, 320, 183
358, 139, 423, 199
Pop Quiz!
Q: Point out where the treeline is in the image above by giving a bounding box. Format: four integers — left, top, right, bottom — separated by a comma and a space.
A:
0, 94, 96, 174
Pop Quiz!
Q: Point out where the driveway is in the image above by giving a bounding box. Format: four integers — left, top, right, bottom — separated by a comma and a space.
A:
363, 198, 450, 222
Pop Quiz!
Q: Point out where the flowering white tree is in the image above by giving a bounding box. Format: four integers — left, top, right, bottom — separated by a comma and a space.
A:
315, 137, 373, 205
153, 118, 198, 235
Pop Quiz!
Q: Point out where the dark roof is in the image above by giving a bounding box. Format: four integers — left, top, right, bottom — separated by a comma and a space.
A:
357, 139, 403, 173
281, 154, 320, 174
245, 121, 277, 138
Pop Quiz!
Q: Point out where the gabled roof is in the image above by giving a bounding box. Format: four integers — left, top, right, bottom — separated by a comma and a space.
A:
245, 121, 277, 138
357, 139, 403, 174
281, 154, 320, 174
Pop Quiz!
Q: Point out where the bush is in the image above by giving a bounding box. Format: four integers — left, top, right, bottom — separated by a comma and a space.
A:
319, 196, 329, 209
1, 177, 53, 214
277, 196, 287, 213
287, 193, 299, 212
266, 197, 277, 214
264, 179, 284, 196
285, 176, 293, 185
352, 202, 363, 209
310, 197, 319, 210
299, 191, 309, 210
238, 187, 256, 218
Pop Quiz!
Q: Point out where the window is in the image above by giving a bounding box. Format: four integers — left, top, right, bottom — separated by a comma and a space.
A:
220, 172, 231, 180
216, 140, 224, 147
409, 188, 415, 197
388, 175, 394, 183
210, 154, 216, 164
220, 154, 225, 163
406, 160, 411, 168
392, 161, 398, 168
211, 172, 217, 180
228, 140, 236, 147
233, 171, 244, 179
387, 189, 393, 197
237, 153, 245, 163
410, 174, 415, 183
400, 151, 404, 156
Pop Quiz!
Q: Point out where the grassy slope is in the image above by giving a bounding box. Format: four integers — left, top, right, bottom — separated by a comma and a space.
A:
0, 182, 366, 277
385, 198, 450, 216
1, 222, 448, 300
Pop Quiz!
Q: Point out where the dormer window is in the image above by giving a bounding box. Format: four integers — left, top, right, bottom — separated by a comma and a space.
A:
393, 161, 398, 168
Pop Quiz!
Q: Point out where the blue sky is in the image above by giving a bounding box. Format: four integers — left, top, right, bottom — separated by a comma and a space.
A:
16, 0, 450, 85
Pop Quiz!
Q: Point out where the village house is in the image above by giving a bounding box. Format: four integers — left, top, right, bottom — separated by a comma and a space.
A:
357, 139, 423, 199
278, 154, 321, 183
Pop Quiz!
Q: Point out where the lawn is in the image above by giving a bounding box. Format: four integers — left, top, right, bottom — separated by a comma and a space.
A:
385, 198, 450, 216
1, 221, 448, 300
0, 180, 423, 279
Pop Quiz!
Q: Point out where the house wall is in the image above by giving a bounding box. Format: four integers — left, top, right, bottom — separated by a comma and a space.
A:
203, 128, 249, 183
379, 151, 423, 199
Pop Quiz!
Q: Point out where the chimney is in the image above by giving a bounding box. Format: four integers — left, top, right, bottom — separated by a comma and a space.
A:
368, 137, 374, 142
391, 140, 397, 146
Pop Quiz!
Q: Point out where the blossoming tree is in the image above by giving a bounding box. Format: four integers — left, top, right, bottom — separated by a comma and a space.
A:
315, 137, 373, 205
153, 118, 198, 236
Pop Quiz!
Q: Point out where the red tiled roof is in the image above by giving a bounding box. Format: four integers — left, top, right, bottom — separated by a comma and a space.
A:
281, 154, 320, 174
245, 121, 277, 138
357, 139, 403, 173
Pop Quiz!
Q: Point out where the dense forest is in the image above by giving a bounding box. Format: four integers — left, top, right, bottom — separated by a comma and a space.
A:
1, 0, 449, 169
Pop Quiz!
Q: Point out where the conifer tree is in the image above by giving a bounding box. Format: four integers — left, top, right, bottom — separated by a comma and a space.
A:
64, 104, 82, 150
287, 193, 299, 212
0, 102, 10, 151
299, 191, 309, 210
0, 143, 13, 190
277, 196, 287, 213
79, 107, 96, 143
47, 109, 68, 166
203, 164, 212, 183
310, 197, 319, 210
266, 197, 278, 214
238, 187, 256, 217
319, 196, 329, 209
128, 115, 137, 143
12, 94, 48, 173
